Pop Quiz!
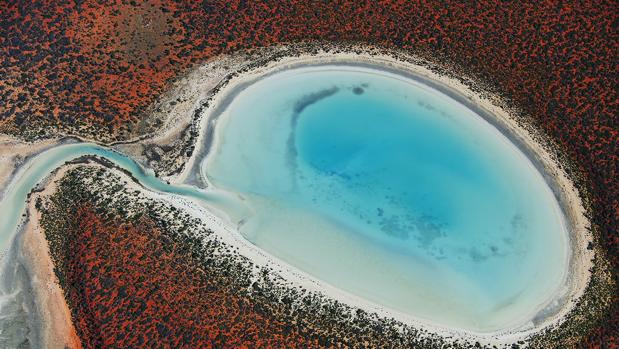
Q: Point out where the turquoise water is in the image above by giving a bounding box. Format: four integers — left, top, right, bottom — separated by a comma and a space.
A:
0, 64, 570, 336
203, 65, 569, 331
0, 143, 245, 258
0, 143, 250, 346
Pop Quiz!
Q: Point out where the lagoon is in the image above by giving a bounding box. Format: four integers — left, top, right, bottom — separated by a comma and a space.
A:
0, 63, 573, 338
202, 64, 570, 332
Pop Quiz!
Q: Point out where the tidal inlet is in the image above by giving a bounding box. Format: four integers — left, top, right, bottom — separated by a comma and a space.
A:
0, 52, 602, 349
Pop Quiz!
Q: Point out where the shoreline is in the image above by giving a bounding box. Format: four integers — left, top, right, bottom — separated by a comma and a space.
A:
179, 47, 594, 343
0, 135, 66, 201
0, 166, 82, 349
0, 44, 603, 348
20, 168, 82, 348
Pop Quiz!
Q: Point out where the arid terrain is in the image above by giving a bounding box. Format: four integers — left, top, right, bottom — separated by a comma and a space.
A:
0, 1, 616, 348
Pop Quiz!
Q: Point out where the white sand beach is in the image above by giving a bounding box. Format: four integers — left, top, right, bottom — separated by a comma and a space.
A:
176, 46, 594, 345
0, 45, 595, 348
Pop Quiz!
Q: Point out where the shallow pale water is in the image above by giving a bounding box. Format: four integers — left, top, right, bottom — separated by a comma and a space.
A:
203, 65, 569, 332
0, 143, 247, 346
0, 143, 243, 257
0, 64, 571, 339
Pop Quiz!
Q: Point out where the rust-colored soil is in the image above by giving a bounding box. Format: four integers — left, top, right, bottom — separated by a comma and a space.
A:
3, 1, 617, 347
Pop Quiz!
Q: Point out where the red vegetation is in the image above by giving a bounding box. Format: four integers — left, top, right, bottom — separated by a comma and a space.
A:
61, 204, 321, 348
2, 1, 617, 346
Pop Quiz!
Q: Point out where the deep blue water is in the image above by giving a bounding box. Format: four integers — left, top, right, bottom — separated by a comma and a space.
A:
202, 65, 569, 331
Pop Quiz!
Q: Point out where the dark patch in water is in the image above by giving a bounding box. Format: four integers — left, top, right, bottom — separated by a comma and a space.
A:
292, 86, 339, 115
510, 213, 527, 232
286, 87, 340, 183
352, 86, 364, 95
469, 247, 488, 263
379, 215, 409, 239
413, 214, 446, 248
